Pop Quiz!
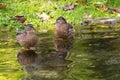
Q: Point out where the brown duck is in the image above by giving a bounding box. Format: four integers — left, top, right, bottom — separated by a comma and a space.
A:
55, 17, 75, 39
16, 24, 38, 49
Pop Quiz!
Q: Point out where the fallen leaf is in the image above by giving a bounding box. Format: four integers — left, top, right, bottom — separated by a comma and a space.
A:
38, 13, 50, 21
0, 5, 6, 9
93, 2, 104, 10
94, 2, 110, 12
63, 3, 76, 11
15, 15, 26, 23
103, 5, 109, 12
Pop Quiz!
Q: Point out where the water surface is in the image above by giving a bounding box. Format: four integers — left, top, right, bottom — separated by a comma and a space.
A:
0, 26, 120, 80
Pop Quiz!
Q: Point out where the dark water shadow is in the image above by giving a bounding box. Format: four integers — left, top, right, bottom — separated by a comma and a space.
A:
80, 26, 120, 80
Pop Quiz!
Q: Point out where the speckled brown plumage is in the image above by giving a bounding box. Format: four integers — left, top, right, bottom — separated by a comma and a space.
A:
55, 17, 75, 39
16, 24, 38, 49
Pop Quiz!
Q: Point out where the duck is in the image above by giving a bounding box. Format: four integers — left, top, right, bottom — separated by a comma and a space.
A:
16, 24, 38, 49
54, 17, 75, 39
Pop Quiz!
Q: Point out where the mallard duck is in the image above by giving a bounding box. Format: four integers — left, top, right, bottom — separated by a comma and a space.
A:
16, 24, 38, 49
55, 17, 75, 39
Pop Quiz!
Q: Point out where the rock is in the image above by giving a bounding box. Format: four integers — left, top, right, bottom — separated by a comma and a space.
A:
81, 18, 118, 26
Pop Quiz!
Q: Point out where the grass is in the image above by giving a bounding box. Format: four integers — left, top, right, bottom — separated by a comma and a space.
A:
0, 0, 120, 31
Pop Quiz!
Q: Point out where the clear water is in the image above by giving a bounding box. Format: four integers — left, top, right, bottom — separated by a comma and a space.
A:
0, 26, 120, 80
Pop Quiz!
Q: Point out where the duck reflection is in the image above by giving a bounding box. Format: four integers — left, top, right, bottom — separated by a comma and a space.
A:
17, 50, 37, 65
17, 37, 74, 80
17, 50, 38, 74
54, 38, 74, 53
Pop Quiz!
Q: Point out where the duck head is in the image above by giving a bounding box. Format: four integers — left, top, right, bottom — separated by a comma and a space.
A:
25, 24, 37, 32
56, 17, 67, 24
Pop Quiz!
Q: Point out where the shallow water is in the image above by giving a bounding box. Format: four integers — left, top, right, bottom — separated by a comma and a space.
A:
0, 26, 120, 80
